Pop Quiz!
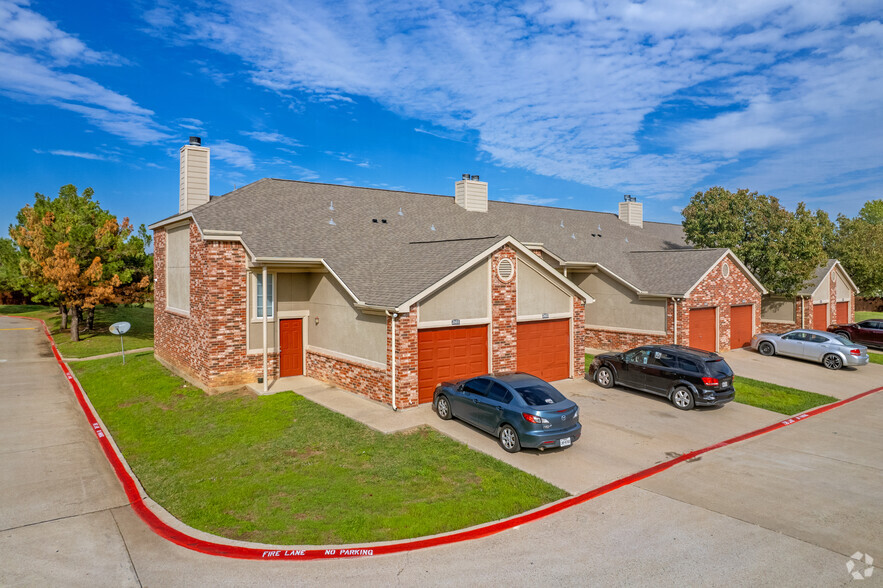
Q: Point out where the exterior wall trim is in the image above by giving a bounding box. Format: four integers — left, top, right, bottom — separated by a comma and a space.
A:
417, 318, 491, 329
517, 312, 572, 322
307, 345, 387, 372
586, 323, 667, 336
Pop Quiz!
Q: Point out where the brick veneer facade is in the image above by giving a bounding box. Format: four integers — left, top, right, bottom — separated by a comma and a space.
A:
491, 246, 518, 374
154, 231, 588, 406
571, 297, 586, 376
760, 267, 856, 334
154, 222, 277, 388
585, 254, 763, 353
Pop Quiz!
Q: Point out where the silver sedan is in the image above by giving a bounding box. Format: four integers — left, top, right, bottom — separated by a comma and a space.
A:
750, 329, 870, 370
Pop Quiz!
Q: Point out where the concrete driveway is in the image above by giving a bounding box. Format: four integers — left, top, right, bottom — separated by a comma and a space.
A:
724, 347, 883, 399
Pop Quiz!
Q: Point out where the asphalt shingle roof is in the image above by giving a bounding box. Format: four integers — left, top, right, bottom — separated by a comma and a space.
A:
162, 178, 717, 306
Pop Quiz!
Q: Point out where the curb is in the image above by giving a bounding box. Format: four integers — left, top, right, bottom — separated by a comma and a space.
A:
7, 314, 881, 561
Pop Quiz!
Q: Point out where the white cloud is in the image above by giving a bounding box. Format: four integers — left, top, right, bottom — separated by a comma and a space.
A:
211, 140, 256, 169
46, 149, 109, 160
146, 0, 882, 210
0, 1, 166, 143
241, 130, 302, 146
509, 194, 558, 206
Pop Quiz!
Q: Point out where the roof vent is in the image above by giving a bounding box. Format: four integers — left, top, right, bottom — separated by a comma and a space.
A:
496, 258, 514, 282
189, 136, 201, 146
618, 195, 643, 228
455, 173, 488, 212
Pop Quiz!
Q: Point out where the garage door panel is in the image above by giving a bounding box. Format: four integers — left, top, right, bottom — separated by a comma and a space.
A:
418, 325, 488, 403
836, 301, 848, 323
516, 319, 570, 382
689, 307, 716, 352
730, 305, 753, 349
813, 304, 828, 330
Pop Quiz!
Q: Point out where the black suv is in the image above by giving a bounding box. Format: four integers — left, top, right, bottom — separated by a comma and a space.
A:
587, 345, 735, 410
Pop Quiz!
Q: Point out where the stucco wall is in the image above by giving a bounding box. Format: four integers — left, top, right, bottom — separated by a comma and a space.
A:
419, 261, 488, 323
247, 271, 279, 352
812, 272, 831, 303
573, 271, 666, 332
835, 268, 851, 300
761, 295, 795, 322
308, 275, 386, 364
516, 256, 571, 317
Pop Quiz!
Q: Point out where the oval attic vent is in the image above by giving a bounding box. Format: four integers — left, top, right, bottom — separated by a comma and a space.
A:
721, 262, 730, 278
497, 258, 515, 282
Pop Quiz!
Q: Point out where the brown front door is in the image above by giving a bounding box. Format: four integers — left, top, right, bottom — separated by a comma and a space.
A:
280, 319, 303, 377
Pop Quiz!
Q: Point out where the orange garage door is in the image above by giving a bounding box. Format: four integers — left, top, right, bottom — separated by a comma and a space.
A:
730, 305, 753, 349
417, 325, 488, 403
813, 304, 828, 330
836, 301, 849, 324
689, 307, 716, 352
517, 319, 570, 382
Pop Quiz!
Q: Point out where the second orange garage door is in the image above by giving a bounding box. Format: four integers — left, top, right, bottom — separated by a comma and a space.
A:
836, 301, 849, 324
517, 319, 570, 382
417, 325, 488, 403
730, 305, 753, 349
689, 307, 717, 352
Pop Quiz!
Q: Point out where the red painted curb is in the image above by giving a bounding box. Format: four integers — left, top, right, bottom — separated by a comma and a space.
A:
11, 315, 882, 560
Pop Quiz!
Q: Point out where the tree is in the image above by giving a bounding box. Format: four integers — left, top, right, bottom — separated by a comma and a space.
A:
682, 187, 829, 295
10, 185, 151, 341
0, 238, 28, 303
829, 200, 883, 296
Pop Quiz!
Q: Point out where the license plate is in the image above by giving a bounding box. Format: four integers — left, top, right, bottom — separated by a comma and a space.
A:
559, 437, 571, 447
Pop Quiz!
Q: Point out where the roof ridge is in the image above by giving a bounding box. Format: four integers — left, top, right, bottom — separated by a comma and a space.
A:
409, 235, 501, 245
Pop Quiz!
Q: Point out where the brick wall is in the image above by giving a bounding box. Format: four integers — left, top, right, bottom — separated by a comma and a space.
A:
155, 222, 274, 389
393, 308, 419, 409
682, 255, 762, 352
491, 246, 517, 373
572, 297, 586, 375
306, 349, 388, 404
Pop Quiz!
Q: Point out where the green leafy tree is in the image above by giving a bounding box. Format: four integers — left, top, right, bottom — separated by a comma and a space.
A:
682, 187, 828, 295
0, 237, 28, 302
11, 185, 151, 341
829, 200, 883, 296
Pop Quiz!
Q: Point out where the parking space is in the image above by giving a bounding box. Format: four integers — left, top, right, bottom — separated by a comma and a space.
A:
723, 347, 883, 400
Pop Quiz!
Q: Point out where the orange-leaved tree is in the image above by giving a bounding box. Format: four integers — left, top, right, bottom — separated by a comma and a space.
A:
11, 185, 152, 341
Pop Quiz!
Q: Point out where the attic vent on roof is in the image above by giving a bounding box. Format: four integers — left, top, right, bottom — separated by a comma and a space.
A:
398, 207, 404, 216
329, 218, 336, 226
496, 258, 514, 282
329, 201, 334, 211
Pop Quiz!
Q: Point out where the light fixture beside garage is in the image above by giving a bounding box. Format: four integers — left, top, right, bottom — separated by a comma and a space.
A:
497, 258, 515, 282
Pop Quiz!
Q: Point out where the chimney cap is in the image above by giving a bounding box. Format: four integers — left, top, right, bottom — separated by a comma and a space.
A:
189, 136, 202, 146
462, 173, 470, 180
471, 175, 479, 181
623, 194, 636, 202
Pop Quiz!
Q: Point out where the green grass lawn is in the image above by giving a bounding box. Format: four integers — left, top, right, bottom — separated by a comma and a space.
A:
70, 352, 567, 545
855, 310, 883, 322
0, 304, 153, 357
733, 376, 838, 415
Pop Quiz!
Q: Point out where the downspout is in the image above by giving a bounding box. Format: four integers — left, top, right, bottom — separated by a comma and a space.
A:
386, 310, 398, 411
800, 296, 805, 329
262, 265, 268, 393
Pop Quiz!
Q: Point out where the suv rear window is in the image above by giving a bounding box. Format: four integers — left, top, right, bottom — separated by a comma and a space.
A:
514, 382, 566, 406
704, 359, 733, 378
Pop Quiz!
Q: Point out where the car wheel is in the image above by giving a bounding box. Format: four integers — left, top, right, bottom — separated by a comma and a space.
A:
758, 341, 775, 356
671, 387, 695, 410
835, 331, 851, 341
498, 424, 521, 453
436, 395, 453, 420
823, 354, 843, 370
595, 366, 614, 389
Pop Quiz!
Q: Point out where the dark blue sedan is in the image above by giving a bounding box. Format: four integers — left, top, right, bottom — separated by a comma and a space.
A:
432, 373, 581, 453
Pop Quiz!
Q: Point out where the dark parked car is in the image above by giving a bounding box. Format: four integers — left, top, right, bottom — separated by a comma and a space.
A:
587, 345, 735, 410
828, 320, 883, 349
432, 373, 581, 453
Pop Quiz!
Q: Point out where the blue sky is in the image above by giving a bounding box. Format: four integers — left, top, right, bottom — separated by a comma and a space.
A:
2, 0, 881, 236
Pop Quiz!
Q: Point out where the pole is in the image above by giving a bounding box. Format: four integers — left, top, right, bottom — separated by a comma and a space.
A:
120, 333, 126, 365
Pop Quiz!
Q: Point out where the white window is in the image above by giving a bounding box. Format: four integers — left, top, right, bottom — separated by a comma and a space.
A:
256, 273, 274, 319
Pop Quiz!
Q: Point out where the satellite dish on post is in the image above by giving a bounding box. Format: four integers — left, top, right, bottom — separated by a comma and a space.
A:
109, 321, 131, 363
109, 322, 130, 335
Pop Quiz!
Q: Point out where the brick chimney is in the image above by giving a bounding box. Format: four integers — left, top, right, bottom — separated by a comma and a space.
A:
179, 137, 210, 213
618, 195, 642, 228
455, 173, 488, 212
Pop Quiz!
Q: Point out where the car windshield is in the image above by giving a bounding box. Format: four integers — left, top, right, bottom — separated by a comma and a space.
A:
704, 359, 733, 378
514, 382, 566, 406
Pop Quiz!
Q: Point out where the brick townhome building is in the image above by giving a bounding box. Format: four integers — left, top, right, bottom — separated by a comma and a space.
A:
150, 139, 768, 409
761, 260, 858, 334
